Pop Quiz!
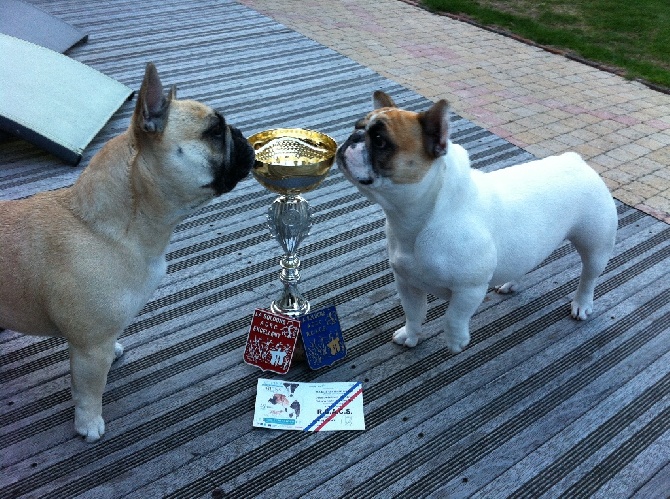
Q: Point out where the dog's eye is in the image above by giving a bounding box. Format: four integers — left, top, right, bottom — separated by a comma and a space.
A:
206, 113, 226, 139
208, 123, 224, 138
371, 133, 386, 149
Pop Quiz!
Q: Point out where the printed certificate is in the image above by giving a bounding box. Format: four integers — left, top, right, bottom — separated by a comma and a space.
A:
253, 378, 365, 431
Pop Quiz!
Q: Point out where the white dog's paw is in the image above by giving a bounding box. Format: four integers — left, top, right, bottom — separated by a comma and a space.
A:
445, 330, 470, 354
75, 409, 105, 443
114, 342, 124, 360
393, 327, 419, 348
495, 281, 518, 294
570, 300, 593, 320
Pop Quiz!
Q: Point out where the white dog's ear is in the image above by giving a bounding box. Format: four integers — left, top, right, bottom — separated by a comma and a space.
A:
373, 90, 396, 109
419, 99, 449, 158
133, 62, 176, 134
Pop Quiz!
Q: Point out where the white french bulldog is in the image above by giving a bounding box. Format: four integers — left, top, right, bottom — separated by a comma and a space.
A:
336, 91, 618, 352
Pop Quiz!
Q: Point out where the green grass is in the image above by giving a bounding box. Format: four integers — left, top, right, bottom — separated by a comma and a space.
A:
423, 0, 670, 89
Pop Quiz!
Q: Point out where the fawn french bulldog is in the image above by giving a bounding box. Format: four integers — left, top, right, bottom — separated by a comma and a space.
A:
0, 63, 254, 441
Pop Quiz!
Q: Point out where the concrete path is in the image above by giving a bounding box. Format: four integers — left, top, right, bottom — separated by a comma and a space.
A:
239, 0, 670, 223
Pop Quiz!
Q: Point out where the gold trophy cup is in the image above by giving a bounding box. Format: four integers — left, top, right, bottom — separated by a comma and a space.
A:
248, 128, 337, 317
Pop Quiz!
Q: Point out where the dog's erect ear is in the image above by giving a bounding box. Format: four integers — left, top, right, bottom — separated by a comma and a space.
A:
373, 90, 396, 110
133, 62, 176, 134
419, 99, 449, 158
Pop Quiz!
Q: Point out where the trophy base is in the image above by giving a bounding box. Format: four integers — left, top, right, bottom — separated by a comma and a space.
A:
270, 251, 310, 318
270, 297, 310, 318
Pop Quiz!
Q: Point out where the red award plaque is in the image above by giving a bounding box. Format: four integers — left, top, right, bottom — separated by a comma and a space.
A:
243, 309, 301, 374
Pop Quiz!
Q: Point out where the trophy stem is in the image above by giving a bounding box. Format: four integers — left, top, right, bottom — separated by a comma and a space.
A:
267, 194, 312, 317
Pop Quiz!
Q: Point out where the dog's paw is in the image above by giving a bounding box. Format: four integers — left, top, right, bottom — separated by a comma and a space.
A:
445, 330, 470, 354
75, 409, 105, 443
570, 300, 592, 320
392, 327, 419, 348
114, 342, 124, 360
495, 281, 518, 294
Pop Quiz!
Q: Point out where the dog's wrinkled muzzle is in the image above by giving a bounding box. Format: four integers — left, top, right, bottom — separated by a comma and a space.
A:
336, 131, 374, 185
210, 125, 255, 196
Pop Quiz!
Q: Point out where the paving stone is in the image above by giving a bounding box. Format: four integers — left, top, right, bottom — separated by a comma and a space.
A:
240, 0, 670, 222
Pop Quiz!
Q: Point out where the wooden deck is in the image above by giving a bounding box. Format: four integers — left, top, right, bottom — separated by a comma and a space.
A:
1, 1, 668, 497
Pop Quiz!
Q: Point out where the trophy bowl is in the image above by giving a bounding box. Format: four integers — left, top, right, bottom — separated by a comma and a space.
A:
248, 128, 337, 196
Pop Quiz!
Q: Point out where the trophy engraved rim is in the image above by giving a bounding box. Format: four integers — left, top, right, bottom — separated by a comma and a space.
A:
248, 128, 337, 196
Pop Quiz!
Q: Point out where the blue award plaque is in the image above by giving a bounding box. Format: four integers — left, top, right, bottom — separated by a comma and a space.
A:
299, 305, 346, 370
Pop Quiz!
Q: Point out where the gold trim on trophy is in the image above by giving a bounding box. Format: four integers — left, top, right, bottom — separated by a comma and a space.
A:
249, 128, 337, 196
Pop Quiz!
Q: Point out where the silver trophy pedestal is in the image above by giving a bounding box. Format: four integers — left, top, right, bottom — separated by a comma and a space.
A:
267, 194, 312, 317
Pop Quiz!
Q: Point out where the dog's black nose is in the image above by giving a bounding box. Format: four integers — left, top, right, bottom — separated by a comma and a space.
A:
229, 126, 255, 173
350, 130, 365, 143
